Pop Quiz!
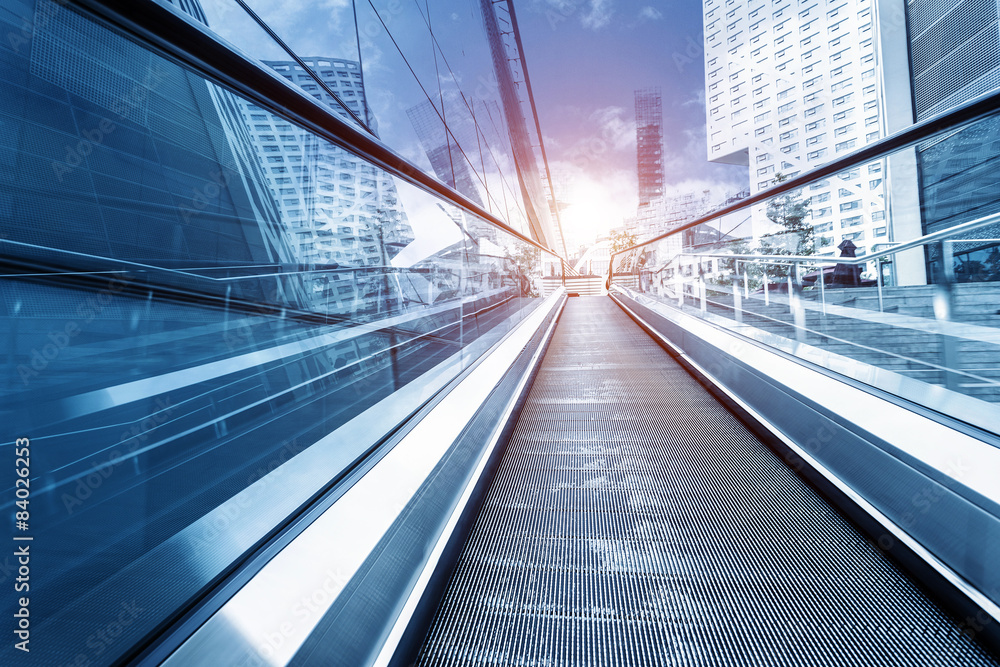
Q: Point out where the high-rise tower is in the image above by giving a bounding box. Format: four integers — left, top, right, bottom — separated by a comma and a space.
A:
702, 0, 887, 259
635, 88, 665, 207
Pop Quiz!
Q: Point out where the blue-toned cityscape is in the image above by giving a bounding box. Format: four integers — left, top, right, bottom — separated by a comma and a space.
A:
1, 0, 1000, 666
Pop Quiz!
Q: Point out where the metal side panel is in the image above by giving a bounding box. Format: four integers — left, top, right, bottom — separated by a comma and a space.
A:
155, 291, 565, 667
415, 297, 999, 666
610, 287, 1000, 643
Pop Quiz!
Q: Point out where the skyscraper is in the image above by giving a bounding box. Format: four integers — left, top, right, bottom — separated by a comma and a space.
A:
406, 100, 484, 208
635, 88, 665, 207
479, 0, 564, 256
895, 0, 1000, 282
703, 0, 887, 260
234, 57, 415, 311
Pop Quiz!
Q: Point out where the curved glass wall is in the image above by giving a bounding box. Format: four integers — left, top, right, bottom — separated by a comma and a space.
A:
0, 1, 563, 664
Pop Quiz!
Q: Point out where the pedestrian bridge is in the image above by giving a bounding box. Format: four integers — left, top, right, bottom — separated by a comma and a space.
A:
2, 1, 1000, 665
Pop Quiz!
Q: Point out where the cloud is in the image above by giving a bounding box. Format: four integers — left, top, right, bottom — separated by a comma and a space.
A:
591, 105, 636, 152
580, 0, 614, 30
638, 6, 663, 21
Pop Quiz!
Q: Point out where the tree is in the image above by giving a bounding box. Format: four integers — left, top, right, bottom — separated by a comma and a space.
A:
609, 229, 639, 254
609, 229, 645, 275
506, 243, 540, 296
754, 172, 813, 279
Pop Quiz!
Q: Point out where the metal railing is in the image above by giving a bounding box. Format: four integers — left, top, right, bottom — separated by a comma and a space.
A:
607, 84, 1000, 271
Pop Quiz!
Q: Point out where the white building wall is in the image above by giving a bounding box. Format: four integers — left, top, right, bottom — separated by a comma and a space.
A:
704, 0, 890, 266
235, 58, 414, 311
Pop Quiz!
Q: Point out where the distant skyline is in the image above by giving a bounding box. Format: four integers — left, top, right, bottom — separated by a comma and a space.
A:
518, 0, 747, 249
205, 0, 746, 252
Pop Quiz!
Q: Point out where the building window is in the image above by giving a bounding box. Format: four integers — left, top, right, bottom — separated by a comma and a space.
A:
841, 216, 863, 228
872, 211, 885, 221
866, 132, 879, 143
815, 192, 830, 203
869, 163, 882, 174
781, 142, 799, 153
807, 148, 827, 160
805, 119, 825, 131
815, 207, 832, 217
874, 226, 887, 236
836, 139, 857, 152
834, 123, 855, 136
839, 200, 860, 212
833, 109, 852, 121
815, 222, 834, 233
778, 115, 796, 127
806, 133, 824, 146
804, 105, 823, 117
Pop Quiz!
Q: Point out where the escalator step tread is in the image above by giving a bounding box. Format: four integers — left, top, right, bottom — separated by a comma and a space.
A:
416, 297, 999, 666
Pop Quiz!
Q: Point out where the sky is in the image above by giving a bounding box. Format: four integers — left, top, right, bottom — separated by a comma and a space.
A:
516, 0, 747, 250
216, 0, 748, 253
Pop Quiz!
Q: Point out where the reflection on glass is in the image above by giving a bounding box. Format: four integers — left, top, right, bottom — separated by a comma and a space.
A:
0, 2, 561, 665
611, 112, 1000, 428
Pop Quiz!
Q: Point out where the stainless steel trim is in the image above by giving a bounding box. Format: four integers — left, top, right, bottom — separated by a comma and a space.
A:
611, 293, 1000, 631
68, 0, 563, 259
613, 289, 1000, 506
159, 289, 565, 666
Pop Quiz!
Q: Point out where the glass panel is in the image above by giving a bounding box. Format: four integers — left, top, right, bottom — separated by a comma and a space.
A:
611, 111, 1000, 437
0, 3, 559, 665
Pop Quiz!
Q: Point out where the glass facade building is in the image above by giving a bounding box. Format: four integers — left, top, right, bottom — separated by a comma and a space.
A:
0, 1, 563, 664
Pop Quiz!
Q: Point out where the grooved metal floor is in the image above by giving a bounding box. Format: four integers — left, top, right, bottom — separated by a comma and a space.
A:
416, 298, 999, 666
